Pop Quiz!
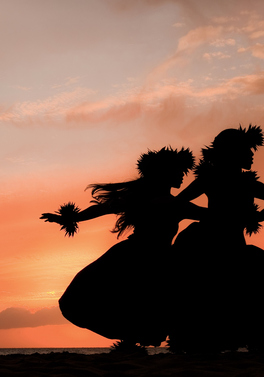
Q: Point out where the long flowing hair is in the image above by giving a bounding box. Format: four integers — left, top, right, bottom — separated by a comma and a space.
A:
88, 147, 194, 237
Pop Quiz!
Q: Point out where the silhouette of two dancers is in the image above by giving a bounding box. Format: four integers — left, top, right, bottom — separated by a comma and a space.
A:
41, 146, 206, 346
41, 125, 264, 352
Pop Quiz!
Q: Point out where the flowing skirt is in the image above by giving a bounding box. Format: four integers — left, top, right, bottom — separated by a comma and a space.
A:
168, 222, 264, 352
59, 237, 168, 346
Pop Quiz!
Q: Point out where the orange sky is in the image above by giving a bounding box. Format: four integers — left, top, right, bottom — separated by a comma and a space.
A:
1, 0, 264, 348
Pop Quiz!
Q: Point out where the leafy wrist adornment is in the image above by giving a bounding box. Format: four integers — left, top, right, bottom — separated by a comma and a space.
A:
56, 202, 81, 237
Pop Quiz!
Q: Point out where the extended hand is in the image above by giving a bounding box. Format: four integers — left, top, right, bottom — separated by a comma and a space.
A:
40, 213, 63, 224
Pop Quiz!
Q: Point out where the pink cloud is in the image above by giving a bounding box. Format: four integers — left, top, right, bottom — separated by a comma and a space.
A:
238, 44, 264, 60
3, 71, 262, 128
187, 71, 264, 100
0, 307, 67, 329
66, 98, 143, 124
177, 25, 223, 52
64, 73, 264, 130
251, 44, 264, 59
203, 51, 231, 61
0, 87, 94, 124
231, 72, 264, 95
250, 30, 264, 39
238, 11, 264, 41
65, 83, 193, 125
2, 70, 264, 129
147, 25, 223, 80
212, 16, 238, 24
210, 38, 236, 47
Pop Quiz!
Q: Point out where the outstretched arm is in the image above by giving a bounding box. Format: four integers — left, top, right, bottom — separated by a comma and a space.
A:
76, 203, 114, 222
182, 201, 207, 221
254, 180, 264, 201
177, 177, 205, 201
252, 180, 264, 222
40, 203, 114, 224
40, 212, 64, 224
172, 178, 207, 223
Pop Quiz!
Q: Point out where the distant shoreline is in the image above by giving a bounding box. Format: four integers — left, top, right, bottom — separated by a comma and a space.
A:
1, 350, 263, 377
0, 346, 169, 356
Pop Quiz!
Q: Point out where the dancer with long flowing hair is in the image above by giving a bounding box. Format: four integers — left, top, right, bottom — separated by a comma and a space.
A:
41, 146, 206, 346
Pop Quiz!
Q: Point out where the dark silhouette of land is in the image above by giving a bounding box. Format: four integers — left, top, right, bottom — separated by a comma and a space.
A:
3, 350, 264, 376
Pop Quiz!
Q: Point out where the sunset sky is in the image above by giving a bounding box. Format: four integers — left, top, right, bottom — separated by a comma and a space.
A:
1, 0, 264, 348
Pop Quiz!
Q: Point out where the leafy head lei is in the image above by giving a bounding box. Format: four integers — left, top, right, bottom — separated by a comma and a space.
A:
200, 125, 264, 166
136, 146, 195, 179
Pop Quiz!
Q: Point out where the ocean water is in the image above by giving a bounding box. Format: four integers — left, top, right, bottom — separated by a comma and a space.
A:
0, 347, 169, 356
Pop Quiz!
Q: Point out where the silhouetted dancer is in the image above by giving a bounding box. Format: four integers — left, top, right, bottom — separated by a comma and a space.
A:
41, 147, 206, 347
168, 125, 264, 353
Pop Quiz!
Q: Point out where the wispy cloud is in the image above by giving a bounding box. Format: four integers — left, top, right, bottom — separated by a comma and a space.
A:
230, 71, 264, 95
240, 12, 264, 39
148, 25, 223, 80
0, 87, 95, 124
63, 71, 264, 127
210, 38, 236, 47
1, 4, 264, 128
12, 85, 32, 91
0, 307, 67, 329
65, 83, 191, 124
203, 51, 231, 61
238, 44, 264, 60
51, 76, 82, 90
2, 70, 264, 128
